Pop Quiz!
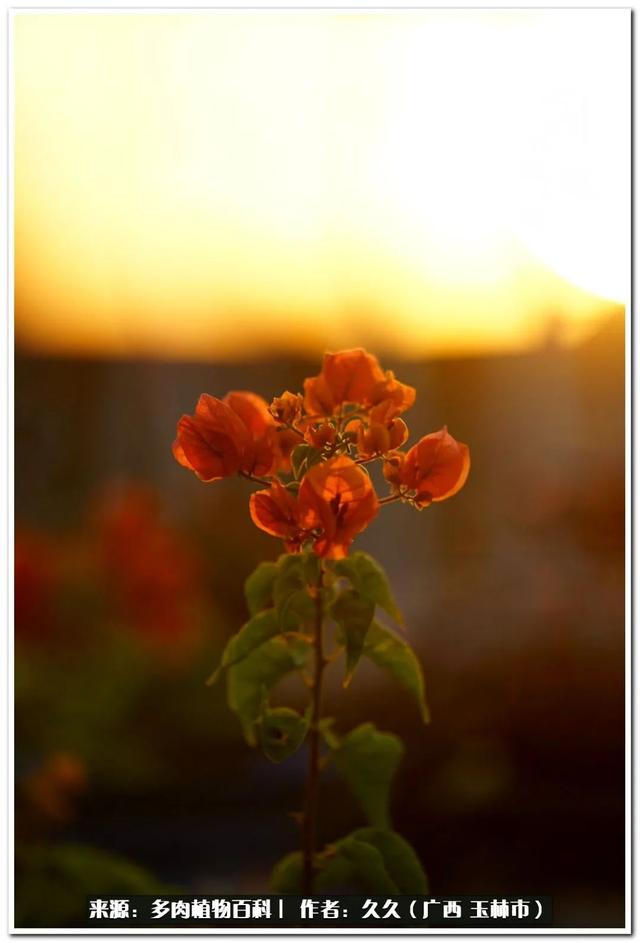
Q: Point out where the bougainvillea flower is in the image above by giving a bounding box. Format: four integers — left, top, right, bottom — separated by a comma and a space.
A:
382, 449, 407, 488
369, 381, 415, 422
304, 421, 337, 451
270, 391, 304, 426
249, 480, 306, 553
224, 391, 273, 438
272, 426, 302, 471
298, 456, 379, 558
389, 427, 470, 507
173, 391, 289, 480
225, 391, 289, 476
356, 417, 409, 459
173, 394, 249, 480
303, 348, 415, 419
250, 457, 379, 558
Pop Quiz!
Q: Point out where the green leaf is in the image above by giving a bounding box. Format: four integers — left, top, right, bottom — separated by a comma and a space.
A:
364, 621, 430, 723
274, 553, 317, 630
270, 852, 303, 893
330, 837, 399, 893
258, 706, 309, 763
333, 552, 403, 624
332, 723, 404, 828
304, 447, 324, 473
227, 636, 309, 745
313, 849, 354, 891
273, 555, 309, 623
302, 551, 321, 586
278, 838, 397, 893
351, 827, 428, 893
283, 590, 316, 630
319, 716, 340, 750
331, 589, 375, 686
274, 553, 306, 605
244, 562, 278, 615
291, 444, 323, 479
291, 443, 309, 479
269, 828, 426, 895
207, 610, 282, 685
15, 843, 175, 928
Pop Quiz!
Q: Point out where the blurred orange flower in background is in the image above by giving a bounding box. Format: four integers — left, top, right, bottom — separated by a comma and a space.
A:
23, 751, 87, 826
15, 530, 59, 640
95, 485, 204, 646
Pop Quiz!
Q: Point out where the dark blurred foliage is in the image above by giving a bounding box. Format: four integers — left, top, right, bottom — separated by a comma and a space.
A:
14, 310, 625, 928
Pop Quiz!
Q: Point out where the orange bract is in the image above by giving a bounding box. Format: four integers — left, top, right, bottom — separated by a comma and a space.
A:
173, 394, 249, 480
387, 427, 470, 507
249, 480, 305, 553
356, 417, 409, 459
173, 391, 288, 481
250, 457, 378, 558
299, 456, 379, 558
303, 348, 415, 420
270, 391, 304, 426
304, 421, 337, 450
224, 391, 273, 438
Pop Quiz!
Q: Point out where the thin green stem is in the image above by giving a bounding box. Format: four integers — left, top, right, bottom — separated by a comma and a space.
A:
239, 470, 272, 486
379, 492, 402, 506
302, 566, 326, 894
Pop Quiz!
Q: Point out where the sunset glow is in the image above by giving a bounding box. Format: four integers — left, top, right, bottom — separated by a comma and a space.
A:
14, 11, 629, 359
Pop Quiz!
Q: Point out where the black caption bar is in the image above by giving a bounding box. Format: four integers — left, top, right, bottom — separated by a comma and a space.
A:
86, 894, 552, 928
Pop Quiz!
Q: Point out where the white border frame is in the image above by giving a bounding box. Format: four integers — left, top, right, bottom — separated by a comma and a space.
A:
3, 4, 632, 937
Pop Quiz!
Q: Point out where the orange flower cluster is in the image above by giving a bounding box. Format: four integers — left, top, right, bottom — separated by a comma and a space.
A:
173, 349, 470, 558
173, 391, 299, 480
249, 456, 379, 559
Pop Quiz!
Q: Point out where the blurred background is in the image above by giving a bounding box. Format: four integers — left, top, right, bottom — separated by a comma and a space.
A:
14, 9, 628, 929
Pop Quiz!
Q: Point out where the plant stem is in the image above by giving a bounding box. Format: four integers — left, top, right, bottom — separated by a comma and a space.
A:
302, 566, 326, 894
239, 470, 272, 486
286, 422, 305, 439
379, 492, 402, 506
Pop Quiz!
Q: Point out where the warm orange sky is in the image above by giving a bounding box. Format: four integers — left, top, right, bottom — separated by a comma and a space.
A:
14, 11, 629, 360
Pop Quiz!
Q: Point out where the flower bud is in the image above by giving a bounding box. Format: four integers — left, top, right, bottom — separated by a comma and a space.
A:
269, 391, 303, 426
305, 422, 337, 450
357, 421, 389, 458
382, 449, 407, 487
357, 416, 409, 459
388, 418, 409, 450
